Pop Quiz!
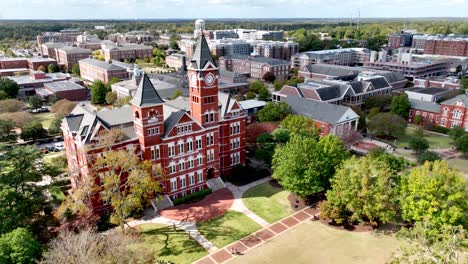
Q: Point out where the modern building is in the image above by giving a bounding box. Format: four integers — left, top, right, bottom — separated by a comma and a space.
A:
412, 35, 430, 50
388, 31, 414, 49
424, 36, 468, 57
79, 58, 129, 83
101, 43, 153, 62
273, 76, 392, 106
219, 55, 291, 80
284, 96, 360, 137
363, 60, 451, 79
250, 40, 299, 61
298, 64, 407, 90
55, 46, 92, 70
107, 31, 156, 44
208, 39, 251, 57
62, 35, 247, 214
213, 30, 239, 40
291, 48, 371, 69
35, 80, 87, 101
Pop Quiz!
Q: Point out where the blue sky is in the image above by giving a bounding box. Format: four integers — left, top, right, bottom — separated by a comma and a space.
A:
0, 0, 466, 19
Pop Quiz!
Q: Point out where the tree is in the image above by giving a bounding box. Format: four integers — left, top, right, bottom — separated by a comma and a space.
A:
41, 228, 153, 264
0, 78, 19, 98
108, 77, 121, 86
47, 64, 58, 73
169, 39, 179, 50
408, 137, 429, 154
0, 99, 25, 113
370, 149, 408, 174
95, 134, 162, 230
390, 93, 411, 117
90, 80, 110, 104
321, 156, 398, 226
171, 90, 183, 100
414, 115, 423, 125
448, 126, 465, 141
37, 65, 46, 72
28, 95, 42, 110
367, 107, 380, 119
0, 119, 17, 142
454, 134, 468, 156
257, 102, 291, 122
417, 151, 441, 164
51, 99, 77, 116
262, 71, 276, 83
271, 128, 290, 143
105, 91, 117, 105
114, 96, 132, 108
272, 134, 349, 198
368, 113, 407, 139
70, 64, 80, 76
48, 117, 63, 135
273, 79, 285, 91
0, 228, 42, 264
400, 160, 467, 228
0, 91, 7, 100
391, 222, 467, 264
364, 95, 392, 111
245, 91, 256, 100
257, 86, 271, 101
280, 114, 318, 138
249, 80, 265, 93
0, 112, 33, 128
20, 121, 47, 141
460, 77, 468, 92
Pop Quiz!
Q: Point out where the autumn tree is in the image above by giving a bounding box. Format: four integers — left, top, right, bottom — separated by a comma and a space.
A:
257, 102, 291, 122
105, 91, 117, 105
272, 134, 349, 198
368, 113, 407, 139
0, 112, 33, 128
48, 64, 58, 73
391, 222, 467, 264
51, 99, 77, 117
0, 99, 24, 113
400, 161, 467, 228
321, 156, 398, 226
262, 71, 276, 83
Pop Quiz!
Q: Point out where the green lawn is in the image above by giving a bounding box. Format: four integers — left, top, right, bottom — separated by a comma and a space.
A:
395, 125, 452, 149
242, 182, 295, 223
33, 112, 56, 129
197, 211, 262, 248
227, 221, 400, 264
130, 223, 208, 264
446, 157, 468, 175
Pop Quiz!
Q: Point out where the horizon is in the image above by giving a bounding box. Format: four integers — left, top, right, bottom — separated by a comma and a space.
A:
1, 0, 467, 20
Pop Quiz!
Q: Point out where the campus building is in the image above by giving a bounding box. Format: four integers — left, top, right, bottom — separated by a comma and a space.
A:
218, 55, 291, 80
79, 58, 130, 83
62, 35, 247, 213
101, 43, 153, 62
291, 48, 371, 69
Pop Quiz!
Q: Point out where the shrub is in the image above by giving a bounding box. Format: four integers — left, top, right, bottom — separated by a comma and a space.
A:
428, 125, 450, 134
417, 151, 441, 163
172, 188, 212, 206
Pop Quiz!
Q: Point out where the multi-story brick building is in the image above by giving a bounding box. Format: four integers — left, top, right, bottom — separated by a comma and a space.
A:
250, 40, 298, 61
40, 42, 65, 59
62, 35, 247, 213
35, 80, 87, 101
413, 76, 461, 89
165, 54, 188, 70
101, 43, 153, 62
55, 46, 92, 70
79, 58, 129, 84
219, 55, 291, 80
408, 99, 441, 127
0, 58, 28, 69
424, 37, 468, 57
388, 32, 414, 49
27, 57, 58, 71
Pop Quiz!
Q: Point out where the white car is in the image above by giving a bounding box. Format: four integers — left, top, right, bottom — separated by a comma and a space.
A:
54, 143, 65, 151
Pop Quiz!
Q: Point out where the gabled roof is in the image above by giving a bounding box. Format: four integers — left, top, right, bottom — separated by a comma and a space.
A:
285, 96, 359, 125
130, 73, 165, 107
441, 94, 468, 106
191, 34, 217, 69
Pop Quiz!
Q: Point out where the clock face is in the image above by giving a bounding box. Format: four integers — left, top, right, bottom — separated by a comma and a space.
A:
205, 73, 215, 86
190, 73, 197, 86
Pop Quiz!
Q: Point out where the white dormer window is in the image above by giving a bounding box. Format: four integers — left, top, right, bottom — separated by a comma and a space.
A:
456, 100, 465, 107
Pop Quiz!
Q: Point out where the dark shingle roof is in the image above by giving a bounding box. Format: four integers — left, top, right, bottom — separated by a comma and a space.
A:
285, 96, 359, 125
315, 86, 344, 101
65, 114, 83, 131
163, 110, 186, 137
366, 77, 391, 90
130, 74, 165, 106
304, 64, 360, 78
96, 106, 133, 126
191, 34, 217, 69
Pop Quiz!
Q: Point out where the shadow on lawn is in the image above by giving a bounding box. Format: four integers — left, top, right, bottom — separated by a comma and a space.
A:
196, 212, 253, 243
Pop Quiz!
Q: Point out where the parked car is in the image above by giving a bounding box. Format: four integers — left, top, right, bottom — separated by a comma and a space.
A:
54, 143, 64, 151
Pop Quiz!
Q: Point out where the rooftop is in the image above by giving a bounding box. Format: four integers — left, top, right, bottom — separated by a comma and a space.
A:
410, 99, 441, 113
239, 99, 266, 110
406, 87, 451, 95
79, 58, 126, 71
227, 54, 290, 65
44, 80, 86, 92
57, 46, 92, 54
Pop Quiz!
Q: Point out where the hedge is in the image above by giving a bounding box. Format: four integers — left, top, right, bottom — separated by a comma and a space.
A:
172, 188, 212, 206
428, 125, 450, 134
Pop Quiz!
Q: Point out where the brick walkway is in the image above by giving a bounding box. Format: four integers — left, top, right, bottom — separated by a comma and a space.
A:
194, 206, 320, 264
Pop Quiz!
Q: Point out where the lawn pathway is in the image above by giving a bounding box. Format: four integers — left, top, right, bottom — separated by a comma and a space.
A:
226, 177, 272, 227
126, 213, 219, 253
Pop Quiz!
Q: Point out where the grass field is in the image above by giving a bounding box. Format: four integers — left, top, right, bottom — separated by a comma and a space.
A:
197, 211, 262, 248
33, 112, 56, 129
242, 182, 295, 223
396, 125, 451, 149
227, 221, 400, 264
446, 157, 468, 175
131, 223, 208, 264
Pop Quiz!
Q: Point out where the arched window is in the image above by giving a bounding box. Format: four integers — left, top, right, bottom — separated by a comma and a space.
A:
442, 107, 448, 116
134, 111, 140, 119
453, 110, 462, 119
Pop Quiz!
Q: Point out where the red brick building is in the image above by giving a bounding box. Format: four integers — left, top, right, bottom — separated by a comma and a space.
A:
219, 55, 291, 80
27, 57, 58, 71
409, 94, 468, 131
0, 58, 28, 69
55, 46, 92, 70
36, 80, 87, 101
79, 58, 129, 84
424, 39, 468, 57
101, 43, 153, 62
62, 35, 247, 213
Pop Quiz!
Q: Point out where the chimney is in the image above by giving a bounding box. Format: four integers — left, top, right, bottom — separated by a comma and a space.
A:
182, 56, 187, 71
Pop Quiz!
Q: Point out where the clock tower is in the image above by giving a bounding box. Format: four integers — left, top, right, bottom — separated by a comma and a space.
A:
188, 34, 219, 126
